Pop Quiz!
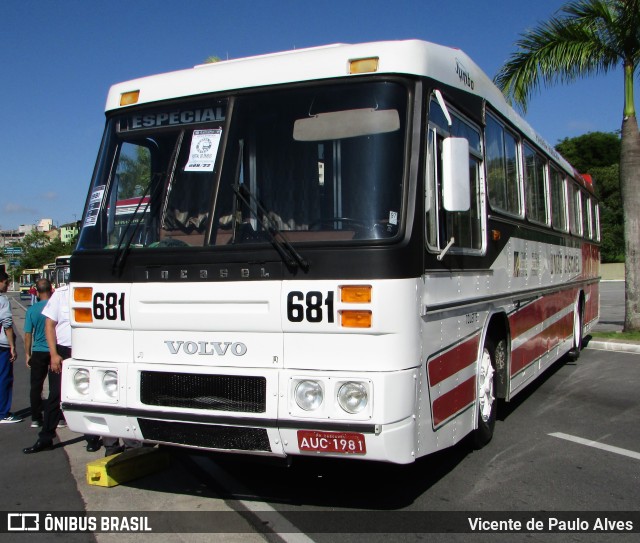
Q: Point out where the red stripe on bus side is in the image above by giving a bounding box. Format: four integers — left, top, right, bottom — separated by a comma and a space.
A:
510, 311, 574, 376
427, 335, 480, 387
509, 289, 575, 339
581, 243, 600, 281
585, 282, 599, 325
432, 376, 476, 428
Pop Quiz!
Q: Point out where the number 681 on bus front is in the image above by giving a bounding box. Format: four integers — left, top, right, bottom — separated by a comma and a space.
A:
286, 285, 373, 329
71, 286, 130, 327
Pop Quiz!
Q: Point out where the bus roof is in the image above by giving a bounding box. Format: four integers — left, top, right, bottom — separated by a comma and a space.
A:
105, 39, 591, 191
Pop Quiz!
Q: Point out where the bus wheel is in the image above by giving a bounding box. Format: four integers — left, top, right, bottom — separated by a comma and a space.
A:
567, 300, 583, 361
473, 336, 499, 449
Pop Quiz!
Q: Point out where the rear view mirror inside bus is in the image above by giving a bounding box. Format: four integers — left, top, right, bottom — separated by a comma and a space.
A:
442, 137, 471, 212
293, 108, 400, 141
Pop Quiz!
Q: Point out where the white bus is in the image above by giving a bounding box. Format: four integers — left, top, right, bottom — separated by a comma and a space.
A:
62, 40, 599, 464
43, 262, 56, 284
54, 255, 71, 287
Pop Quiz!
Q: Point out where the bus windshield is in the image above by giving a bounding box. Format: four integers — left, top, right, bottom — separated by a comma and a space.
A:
77, 80, 407, 251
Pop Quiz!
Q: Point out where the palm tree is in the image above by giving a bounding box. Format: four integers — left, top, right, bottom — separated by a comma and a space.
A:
494, 0, 640, 331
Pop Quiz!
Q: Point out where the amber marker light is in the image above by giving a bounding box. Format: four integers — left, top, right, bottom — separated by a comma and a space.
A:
340, 285, 372, 303
74, 308, 93, 323
492, 229, 501, 241
349, 57, 379, 74
120, 90, 140, 106
74, 287, 93, 302
340, 310, 372, 328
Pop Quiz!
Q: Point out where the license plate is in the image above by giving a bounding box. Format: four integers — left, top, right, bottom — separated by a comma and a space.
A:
297, 430, 366, 454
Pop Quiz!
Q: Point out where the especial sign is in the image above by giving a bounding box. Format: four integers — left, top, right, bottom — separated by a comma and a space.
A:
118, 101, 227, 132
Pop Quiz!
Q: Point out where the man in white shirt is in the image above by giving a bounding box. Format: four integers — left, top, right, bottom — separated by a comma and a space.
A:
23, 285, 101, 453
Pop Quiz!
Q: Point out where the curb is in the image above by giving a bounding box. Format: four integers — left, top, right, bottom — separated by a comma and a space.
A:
585, 340, 640, 354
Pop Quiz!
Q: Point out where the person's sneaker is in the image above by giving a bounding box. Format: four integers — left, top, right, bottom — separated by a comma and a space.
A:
30, 420, 43, 428
0, 414, 22, 424
57, 419, 67, 428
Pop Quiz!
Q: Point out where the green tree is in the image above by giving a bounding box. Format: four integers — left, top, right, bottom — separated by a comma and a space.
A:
593, 163, 624, 261
556, 131, 620, 172
556, 132, 623, 262
15, 230, 73, 275
494, 0, 640, 331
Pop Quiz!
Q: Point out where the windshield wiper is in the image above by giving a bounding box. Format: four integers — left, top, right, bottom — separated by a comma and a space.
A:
231, 183, 309, 272
112, 173, 162, 273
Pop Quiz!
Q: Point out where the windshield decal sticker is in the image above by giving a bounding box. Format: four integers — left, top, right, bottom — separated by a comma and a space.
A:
84, 185, 105, 227
185, 129, 221, 172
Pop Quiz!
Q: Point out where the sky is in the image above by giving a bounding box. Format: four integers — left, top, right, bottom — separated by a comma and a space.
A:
0, 0, 626, 231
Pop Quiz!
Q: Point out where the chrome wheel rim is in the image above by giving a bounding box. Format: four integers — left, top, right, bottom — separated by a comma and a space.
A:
478, 348, 495, 423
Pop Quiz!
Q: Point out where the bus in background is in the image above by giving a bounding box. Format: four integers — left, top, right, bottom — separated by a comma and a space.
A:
62, 40, 599, 464
43, 262, 56, 284
19, 268, 42, 300
54, 255, 71, 287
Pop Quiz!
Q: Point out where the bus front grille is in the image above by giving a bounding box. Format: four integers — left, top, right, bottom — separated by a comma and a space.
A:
137, 418, 271, 452
139, 371, 267, 413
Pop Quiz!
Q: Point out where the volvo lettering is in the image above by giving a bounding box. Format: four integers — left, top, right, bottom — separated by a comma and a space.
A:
164, 341, 248, 356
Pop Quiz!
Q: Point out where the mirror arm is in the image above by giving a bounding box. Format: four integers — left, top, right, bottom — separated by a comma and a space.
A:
434, 89, 452, 126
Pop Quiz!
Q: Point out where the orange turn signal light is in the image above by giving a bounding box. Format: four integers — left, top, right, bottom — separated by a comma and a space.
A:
340, 310, 372, 328
340, 285, 372, 303
74, 287, 93, 302
74, 308, 93, 323
349, 57, 379, 74
120, 90, 140, 106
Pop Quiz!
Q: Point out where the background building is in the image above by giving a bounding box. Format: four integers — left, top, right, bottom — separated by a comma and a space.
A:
60, 222, 79, 244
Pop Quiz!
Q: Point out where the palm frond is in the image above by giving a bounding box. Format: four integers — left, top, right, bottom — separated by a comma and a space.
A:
494, 0, 637, 111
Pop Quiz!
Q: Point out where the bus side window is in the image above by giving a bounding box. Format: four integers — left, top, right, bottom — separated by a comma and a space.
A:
486, 113, 522, 217
523, 144, 549, 225
426, 97, 484, 255
582, 190, 592, 239
550, 166, 569, 232
569, 183, 583, 236
593, 201, 601, 241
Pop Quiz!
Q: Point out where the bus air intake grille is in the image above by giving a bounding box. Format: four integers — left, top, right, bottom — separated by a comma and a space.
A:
139, 371, 267, 413
137, 419, 271, 452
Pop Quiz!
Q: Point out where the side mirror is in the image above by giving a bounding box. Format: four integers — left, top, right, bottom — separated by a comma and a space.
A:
442, 137, 470, 212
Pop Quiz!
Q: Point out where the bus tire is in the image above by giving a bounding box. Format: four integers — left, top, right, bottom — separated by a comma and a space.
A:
472, 335, 501, 449
567, 299, 583, 361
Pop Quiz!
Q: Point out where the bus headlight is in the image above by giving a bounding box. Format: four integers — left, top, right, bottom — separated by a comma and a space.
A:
73, 369, 90, 395
295, 380, 324, 411
337, 382, 368, 414
102, 371, 118, 398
